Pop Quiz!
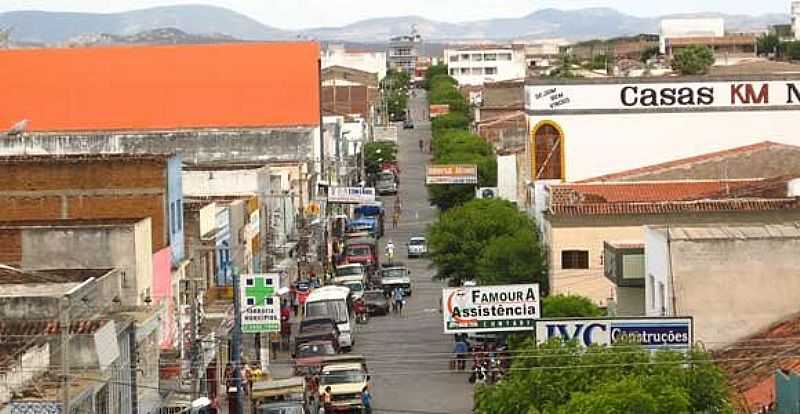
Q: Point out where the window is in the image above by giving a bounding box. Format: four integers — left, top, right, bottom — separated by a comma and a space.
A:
245, 277, 254, 287
460, 68, 470, 75
472, 53, 483, 61
460, 53, 470, 60
499, 53, 512, 61
450, 68, 457, 75
532, 122, 563, 180
561, 250, 589, 269
471, 67, 483, 75
246, 297, 255, 306
485, 67, 498, 75
449, 55, 459, 62
484, 53, 497, 61
658, 282, 666, 315
648, 274, 656, 309
170, 202, 176, 234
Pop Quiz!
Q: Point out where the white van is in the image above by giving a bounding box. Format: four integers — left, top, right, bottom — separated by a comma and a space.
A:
305, 286, 354, 350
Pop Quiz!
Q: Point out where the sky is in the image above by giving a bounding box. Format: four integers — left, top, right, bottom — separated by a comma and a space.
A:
0, 0, 793, 30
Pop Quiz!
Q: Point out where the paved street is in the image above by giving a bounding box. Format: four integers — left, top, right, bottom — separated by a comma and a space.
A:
359, 91, 474, 414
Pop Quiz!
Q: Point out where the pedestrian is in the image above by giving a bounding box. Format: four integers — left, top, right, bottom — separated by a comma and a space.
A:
322, 386, 333, 413
419, 139, 424, 152
361, 385, 373, 413
453, 337, 469, 371
392, 286, 404, 314
392, 211, 399, 229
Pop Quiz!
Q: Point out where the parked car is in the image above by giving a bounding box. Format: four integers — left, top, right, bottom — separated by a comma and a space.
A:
380, 264, 412, 297
293, 339, 338, 376
362, 289, 391, 315
334, 275, 366, 300
407, 236, 427, 258
403, 118, 414, 129
344, 238, 379, 276
375, 170, 399, 195
295, 317, 341, 351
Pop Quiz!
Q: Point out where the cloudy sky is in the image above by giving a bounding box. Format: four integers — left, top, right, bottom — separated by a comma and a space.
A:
0, 0, 792, 29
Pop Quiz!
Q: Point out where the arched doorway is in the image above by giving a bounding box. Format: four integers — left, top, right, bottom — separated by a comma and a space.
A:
531, 121, 564, 180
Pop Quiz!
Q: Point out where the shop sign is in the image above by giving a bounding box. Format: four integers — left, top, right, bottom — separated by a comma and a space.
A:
442, 284, 540, 334
240, 273, 281, 333
426, 164, 478, 185
535, 317, 693, 349
526, 80, 800, 112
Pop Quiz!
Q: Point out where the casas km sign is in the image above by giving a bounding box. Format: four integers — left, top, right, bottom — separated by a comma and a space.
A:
442, 284, 540, 334
426, 164, 478, 185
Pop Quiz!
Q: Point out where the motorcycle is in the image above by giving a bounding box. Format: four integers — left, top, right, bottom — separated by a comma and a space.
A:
354, 298, 369, 324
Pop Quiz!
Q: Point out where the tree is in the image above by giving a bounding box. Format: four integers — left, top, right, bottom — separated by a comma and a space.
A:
784, 41, 800, 60
757, 33, 780, 56
423, 64, 449, 90
671, 45, 714, 75
431, 112, 470, 135
427, 150, 496, 211
640, 46, 659, 63
427, 199, 545, 286
364, 142, 396, 175
382, 69, 411, 120
542, 294, 604, 318
474, 339, 733, 414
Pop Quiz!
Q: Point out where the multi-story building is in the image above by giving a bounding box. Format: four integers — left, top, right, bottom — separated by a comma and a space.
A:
444, 45, 527, 86
793, 1, 800, 39
388, 31, 422, 74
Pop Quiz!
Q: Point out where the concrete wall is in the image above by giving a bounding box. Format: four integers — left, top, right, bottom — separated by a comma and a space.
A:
651, 232, 800, 349
18, 220, 152, 306
167, 156, 184, 265
497, 154, 519, 203
526, 110, 800, 182
546, 209, 800, 306
616, 286, 646, 316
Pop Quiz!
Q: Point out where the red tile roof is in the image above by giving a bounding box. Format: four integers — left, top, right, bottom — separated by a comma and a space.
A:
716, 316, 800, 411
549, 198, 800, 217
551, 180, 763, 204
0, 42, 321, 132
0, 319, 104, 336
578, 142, 800, 183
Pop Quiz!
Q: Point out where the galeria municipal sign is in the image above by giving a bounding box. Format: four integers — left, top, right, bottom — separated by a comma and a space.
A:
526, 80, 800, 112
442, 284, 540, 334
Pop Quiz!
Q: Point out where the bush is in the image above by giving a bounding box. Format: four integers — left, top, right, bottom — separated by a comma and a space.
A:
671, 45, 714, 75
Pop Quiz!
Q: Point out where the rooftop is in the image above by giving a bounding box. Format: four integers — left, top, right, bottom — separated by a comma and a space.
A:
648, 223, 800, 241
0, 42, 320, 132
0, 153, 175, 164
550, 179, 764, 204
0, 265, 113, 285
578, 141, 800, 183
549, 198, 800, 217
715, 314, 800, 411
667, 35, 757, 47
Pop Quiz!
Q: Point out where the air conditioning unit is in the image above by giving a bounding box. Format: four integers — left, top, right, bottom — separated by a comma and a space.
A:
476, 187, 499, 200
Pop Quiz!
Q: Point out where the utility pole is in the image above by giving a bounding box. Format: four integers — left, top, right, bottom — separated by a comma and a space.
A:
231, 265, 244, 414
60, 296, 71, 414
189, 279, 200, 401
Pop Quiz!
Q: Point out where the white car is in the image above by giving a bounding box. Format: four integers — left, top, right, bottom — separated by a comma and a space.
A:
407, 236, 427, 258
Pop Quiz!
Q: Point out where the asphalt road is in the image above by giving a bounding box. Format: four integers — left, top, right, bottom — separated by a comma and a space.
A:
356, 90, 475, 414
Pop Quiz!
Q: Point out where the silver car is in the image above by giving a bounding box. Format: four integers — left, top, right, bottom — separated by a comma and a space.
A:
407, 236, 427, 258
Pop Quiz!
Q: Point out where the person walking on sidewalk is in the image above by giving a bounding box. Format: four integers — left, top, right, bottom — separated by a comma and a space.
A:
361, 385, 373, 413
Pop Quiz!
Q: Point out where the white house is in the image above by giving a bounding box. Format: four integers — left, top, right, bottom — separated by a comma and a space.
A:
444, 45, 527, 86
322, 44, 387, 81
659, 18, 725, 53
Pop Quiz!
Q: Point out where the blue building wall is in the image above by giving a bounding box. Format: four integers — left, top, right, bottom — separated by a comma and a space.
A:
166, 155, 184, 265
777, 370, 800, 414
215, 206, 232, 286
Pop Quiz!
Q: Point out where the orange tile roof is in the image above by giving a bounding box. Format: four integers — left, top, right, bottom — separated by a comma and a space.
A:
552, 180, 761, 204
578, 142, 800, 183
549, 198, 800, 217
0, 42, 320, 132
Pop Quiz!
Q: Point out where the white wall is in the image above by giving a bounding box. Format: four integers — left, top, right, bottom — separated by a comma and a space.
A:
183, 170, 262, 196
644, 227, 671, 317
445, 48, 527, 86
527, 110, 800, 182
497, 154, 518, 203
322, 45, 387, 80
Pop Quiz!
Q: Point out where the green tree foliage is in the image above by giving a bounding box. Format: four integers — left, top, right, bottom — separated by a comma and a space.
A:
428, 74, 469, 115
427, 130, 496, 210
474, 340, 732, 414
542, 294, 604, 318
757, 33, 780, 55
382, 69, 411, 120
423, 64, 449, 90
431, 112, 470, 134
363, 142, 397, 175
427, 199, 545, 286
589, 54, 609, 71
640, 46, 659, 63
784, 41, 800, 60
670, 45, 715, 75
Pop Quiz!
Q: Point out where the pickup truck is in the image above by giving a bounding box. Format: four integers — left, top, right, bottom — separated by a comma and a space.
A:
380, 264, 412, 297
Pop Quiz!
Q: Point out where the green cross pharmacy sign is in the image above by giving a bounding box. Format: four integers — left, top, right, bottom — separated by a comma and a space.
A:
240, 273, 281, 333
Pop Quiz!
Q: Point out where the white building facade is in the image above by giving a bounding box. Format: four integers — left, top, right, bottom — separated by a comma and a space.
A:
445, 46, 527, 86
524, 76, 800, 183
322, 44, 387, 81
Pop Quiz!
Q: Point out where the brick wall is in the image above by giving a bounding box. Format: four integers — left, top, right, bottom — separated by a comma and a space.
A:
0, 229, 22, 266
67, 194, 166, 251
0, 196, 62, 220
0, 159, 165, 191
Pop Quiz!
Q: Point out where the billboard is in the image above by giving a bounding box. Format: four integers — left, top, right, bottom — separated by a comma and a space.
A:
442, 284, 540, 334
535, 317, 693, 349
526, 80, 800, 113
328, 187, 376, 204
240, 273, 281, 333
426, 164, 478, 185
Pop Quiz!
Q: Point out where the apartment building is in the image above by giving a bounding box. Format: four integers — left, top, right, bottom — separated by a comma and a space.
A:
444, 45, 526, 86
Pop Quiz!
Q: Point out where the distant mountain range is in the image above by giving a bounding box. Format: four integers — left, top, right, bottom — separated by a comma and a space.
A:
0, 4, 789, 46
